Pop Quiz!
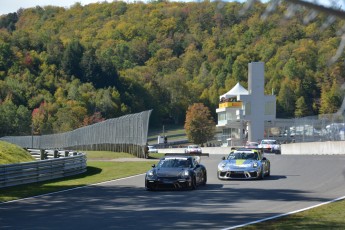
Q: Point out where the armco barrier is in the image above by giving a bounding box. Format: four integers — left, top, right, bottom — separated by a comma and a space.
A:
0, 152, 86, 188
27, 148, 78, 160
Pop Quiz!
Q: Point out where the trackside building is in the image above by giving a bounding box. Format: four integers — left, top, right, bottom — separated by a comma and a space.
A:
216, 62, 276, 146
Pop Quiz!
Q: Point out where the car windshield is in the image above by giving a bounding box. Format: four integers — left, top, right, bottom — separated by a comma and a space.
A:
189, 145, 199, 148
157, 158, 192, 168
227, 152, 258, 160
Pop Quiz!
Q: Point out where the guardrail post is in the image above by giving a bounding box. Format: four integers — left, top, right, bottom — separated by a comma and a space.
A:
54, 150, 58, 158
40, 149, 46, 160
64, 151, 69, 157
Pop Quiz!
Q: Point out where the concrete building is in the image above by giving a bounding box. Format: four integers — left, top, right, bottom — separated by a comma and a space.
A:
216, 62, 276, 146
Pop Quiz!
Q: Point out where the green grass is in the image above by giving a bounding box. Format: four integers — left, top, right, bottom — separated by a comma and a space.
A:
147, 125, 187, 143
240, 199, 345, 229
148, 153, 165, 159
0, 141, 35, 164
0, 150, 159, 202
148, 124, 186, 137
84, 151, 137, 159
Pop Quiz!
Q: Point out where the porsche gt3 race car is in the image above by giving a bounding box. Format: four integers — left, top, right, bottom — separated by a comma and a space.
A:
184, 145, 202, 155
145, 155, 207, 191
258, 139, 281, 154
217, 148, 270, 180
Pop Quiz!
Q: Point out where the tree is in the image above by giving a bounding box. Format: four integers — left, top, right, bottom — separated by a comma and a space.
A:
61, 39, 84, 78
295, 96, 308, 118
319, 80, 343, 114
184, 103, 215, 145
0, 98, 31, 136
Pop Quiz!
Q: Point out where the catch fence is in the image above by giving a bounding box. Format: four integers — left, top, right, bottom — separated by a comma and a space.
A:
217, 113, 345, 146
265, 113, 345, 143
0, 110, 152, 158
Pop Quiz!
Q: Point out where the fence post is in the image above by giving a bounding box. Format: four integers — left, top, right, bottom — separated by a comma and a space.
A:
54, 150, 58, 158
40, 149, 46, 160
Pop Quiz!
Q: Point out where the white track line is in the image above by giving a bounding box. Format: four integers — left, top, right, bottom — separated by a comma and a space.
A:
221, 195, 345, 230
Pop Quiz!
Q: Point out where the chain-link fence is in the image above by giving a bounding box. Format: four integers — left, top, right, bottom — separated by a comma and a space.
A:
215, 113, 345, 146
0, 110, 152, 158
265, 113, 345, 143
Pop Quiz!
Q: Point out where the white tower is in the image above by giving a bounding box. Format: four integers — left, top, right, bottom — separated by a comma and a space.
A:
241, 62, 276, 142
216, 62, 276, 146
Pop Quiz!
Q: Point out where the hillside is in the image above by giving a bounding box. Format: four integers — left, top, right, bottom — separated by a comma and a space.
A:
0, 141, 35, 165
0, 1, 344, 137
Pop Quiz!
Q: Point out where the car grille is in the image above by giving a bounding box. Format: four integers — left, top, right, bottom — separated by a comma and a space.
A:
219, 171, 258, 179
147, 178, 189, 190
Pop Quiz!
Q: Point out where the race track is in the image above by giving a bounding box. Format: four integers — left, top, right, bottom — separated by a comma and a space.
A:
1, 154, 345, 229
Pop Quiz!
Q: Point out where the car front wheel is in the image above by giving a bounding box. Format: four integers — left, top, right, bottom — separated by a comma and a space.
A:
259, 167, 265, 180
202, 172, 207, 185
190, 176, 197, 190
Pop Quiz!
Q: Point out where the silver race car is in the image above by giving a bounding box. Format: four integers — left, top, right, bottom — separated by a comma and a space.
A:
258, 139, 281, 154
217, 148, 270, 180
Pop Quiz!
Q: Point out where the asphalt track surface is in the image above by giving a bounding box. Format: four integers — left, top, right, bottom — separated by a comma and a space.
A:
1, 154, 345, 230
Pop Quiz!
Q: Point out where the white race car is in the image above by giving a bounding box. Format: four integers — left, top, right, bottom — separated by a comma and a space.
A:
184, 145, 202, 155
258, 139, 281, 154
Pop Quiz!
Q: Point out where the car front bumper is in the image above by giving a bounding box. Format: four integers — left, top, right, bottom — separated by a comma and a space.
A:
145, 177, 192, 190
217, 168, 261, 179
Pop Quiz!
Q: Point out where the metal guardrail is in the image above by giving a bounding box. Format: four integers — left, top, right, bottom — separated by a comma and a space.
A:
27, 148, 80, 160
0, 150, 87, 188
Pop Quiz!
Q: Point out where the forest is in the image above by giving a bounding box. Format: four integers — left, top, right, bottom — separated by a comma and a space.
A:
0, 0, 344, 137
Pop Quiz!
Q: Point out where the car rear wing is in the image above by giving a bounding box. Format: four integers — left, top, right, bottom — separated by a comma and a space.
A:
164, 153, 210, 157
231, 147, 264, 154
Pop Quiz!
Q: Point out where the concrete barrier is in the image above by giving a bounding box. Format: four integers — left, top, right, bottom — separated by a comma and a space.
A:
157, 141, 345, 155
157, 147, 233, 155
281, 141, 345, 155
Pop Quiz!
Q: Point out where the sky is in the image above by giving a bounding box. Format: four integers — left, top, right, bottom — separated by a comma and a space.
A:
0, 0, 344, 16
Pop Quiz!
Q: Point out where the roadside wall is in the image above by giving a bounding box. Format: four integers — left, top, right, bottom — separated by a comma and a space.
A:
158, 141, 345, 155
281, 141, 345, 155
158, 147, 234, 155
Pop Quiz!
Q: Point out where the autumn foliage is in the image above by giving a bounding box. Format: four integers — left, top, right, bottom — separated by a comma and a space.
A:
184, 103, 215, 145
0, 1, 344, 136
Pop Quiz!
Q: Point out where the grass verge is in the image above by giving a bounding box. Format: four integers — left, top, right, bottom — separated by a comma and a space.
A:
240, 198, 345, 229
0, 151, 159, 203
0, 161, 156, 203
84, 151, 137, 159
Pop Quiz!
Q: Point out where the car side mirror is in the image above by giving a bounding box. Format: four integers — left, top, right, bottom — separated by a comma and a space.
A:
262, 157, 267, 161
152, 164, 156, 168
222, 156, 225, 160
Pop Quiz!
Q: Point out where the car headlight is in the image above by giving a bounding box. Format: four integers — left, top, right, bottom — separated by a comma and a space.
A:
147, 170, 154, 176
253, 162, 258, 168
180, 170, 190, 178
218, 163, 226, 170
